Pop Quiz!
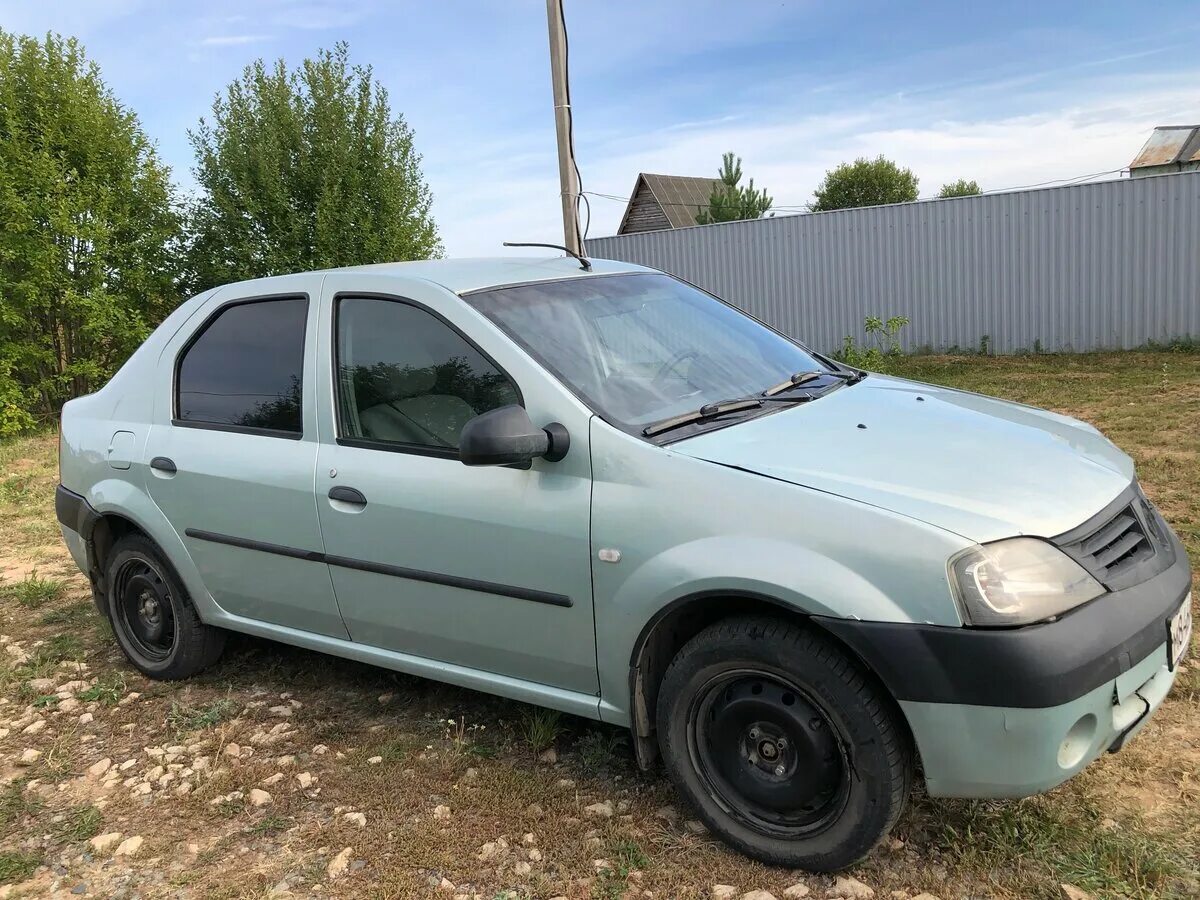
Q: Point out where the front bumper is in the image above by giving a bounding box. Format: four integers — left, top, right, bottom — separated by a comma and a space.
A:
816, 525, 1192, 798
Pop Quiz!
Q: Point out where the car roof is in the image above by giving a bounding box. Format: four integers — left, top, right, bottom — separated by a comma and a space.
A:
309, 255, 654, 295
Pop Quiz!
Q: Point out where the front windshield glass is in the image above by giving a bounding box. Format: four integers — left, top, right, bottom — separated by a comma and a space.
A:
467, 273, 830, 433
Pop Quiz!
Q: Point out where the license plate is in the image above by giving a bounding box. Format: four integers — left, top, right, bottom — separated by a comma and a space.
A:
1169, 593, 1193, 670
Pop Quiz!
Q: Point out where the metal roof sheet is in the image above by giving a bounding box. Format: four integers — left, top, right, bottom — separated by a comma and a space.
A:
1130, 126, 1200, 168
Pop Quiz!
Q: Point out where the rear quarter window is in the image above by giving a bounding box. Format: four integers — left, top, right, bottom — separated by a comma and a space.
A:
175, 297, 308, 435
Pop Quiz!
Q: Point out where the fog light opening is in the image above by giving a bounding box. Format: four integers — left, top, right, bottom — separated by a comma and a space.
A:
1057, 713, 1097, 769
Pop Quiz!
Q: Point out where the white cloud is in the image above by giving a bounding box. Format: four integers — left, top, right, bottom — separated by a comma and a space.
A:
432, 75, 1200, 256
200, 34, 273, 47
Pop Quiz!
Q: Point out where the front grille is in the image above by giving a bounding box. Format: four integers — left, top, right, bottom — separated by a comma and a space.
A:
1054, 485, 1174, 590
1062, 506, 1153, 581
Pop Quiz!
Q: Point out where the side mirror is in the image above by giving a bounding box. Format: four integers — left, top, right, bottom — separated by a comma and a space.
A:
459, 405, 570, 467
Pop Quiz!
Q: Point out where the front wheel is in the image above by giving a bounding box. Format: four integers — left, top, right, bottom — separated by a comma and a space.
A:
656, 616, 911, 871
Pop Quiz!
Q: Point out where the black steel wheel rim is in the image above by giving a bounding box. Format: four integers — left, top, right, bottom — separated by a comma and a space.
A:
687, 668, 850, 837
113, 558, 176, 662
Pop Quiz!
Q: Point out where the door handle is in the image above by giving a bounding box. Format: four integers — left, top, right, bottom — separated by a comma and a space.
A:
149, 456, 177, 474
328, 486, 367, 507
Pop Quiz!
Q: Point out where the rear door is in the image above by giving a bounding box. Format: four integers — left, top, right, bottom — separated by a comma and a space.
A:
144, 279, 347, 639
312, 273, 598, 694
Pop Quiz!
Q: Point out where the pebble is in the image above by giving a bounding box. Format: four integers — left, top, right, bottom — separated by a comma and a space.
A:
433, 804, 451, 820
827, 877, 874, 899
783, 885, 810, 898
585, 800, 614, 818
1060, 887, 1093, 900
17, 748, 41, 765
22, 719, 46, 735
114, 836, 144, 857
78, 712, 93, 725
684, 819, 708, 834
344, 812, 367, 827
248, 789, 273, 807
367, 756, 383, 765
327, 847, 353, 879
712, 887, 738, 900
538, 747, 558, 763
89, 832, 123, 854
296, 772, 316, 788
742, 892, 779, 900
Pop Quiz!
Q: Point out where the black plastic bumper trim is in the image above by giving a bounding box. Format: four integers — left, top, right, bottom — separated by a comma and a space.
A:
817, 528, 1191, 709
183, 527, 572, 608
55, 484, 100, 539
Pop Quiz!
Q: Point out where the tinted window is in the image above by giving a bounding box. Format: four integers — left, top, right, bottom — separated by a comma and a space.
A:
176, 298, 307, 434
336, 297, 519, 451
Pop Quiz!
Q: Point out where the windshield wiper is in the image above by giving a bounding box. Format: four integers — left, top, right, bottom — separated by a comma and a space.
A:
762, 369, 865, 397
642, 398, 763, 437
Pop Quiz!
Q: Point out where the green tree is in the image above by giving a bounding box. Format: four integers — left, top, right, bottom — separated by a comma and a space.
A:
0, 31, 181, 433
695, 152, 773, 224
811, 156, 918, 212
937, 178, 981, 198
186, 43, 441, 292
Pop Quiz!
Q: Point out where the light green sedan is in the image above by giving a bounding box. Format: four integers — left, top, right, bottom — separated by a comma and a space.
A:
56, 256, 1192, 871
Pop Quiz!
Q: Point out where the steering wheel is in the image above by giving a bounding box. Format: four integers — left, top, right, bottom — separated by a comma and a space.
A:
652, 349, 700, 389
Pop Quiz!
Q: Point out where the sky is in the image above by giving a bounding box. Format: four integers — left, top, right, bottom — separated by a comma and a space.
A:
3, 0, 1198, 256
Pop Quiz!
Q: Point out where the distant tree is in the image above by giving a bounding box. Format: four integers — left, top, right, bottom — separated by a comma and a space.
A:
695, 152, 774, 224
0, 30, 182, 433
811, 156, 918, 212
185, 42, 441, 292
937, 178, 981, 198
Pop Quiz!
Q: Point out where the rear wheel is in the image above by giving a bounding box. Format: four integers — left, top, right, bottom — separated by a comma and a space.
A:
105, 534, 225, 680
656, 616, 911, 871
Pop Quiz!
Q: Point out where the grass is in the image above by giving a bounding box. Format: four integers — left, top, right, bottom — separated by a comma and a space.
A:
166, 697, 238, 734
39, 600, 94, 626
0, 851, 40, 885
0, 780, 37, 829
77, 671, 127, 705
0, 572, 66, 608
573, 728, 630, 776
53, 804, 103, 843
519, 707, 563, 753
0, 352, 1195, 899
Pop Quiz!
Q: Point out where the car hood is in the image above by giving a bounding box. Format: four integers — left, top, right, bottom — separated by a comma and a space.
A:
673, 375, 1134, 543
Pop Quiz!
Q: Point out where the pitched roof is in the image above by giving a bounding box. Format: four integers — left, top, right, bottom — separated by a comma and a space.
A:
1129, 125, 1200, 169
618, 173, 723, 232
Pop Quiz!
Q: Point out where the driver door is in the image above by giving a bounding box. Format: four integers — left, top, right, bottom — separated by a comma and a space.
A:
312, 275, 600, 696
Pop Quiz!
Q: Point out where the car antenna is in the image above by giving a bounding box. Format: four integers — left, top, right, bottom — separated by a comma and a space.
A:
503, 241, 592, 272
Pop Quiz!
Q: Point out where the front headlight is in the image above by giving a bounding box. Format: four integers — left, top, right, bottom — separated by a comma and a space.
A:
949, 537, 1105, 626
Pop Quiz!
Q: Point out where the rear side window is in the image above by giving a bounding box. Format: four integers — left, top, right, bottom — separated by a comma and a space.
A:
335, 296, 519, 454
176, 297, 308, 435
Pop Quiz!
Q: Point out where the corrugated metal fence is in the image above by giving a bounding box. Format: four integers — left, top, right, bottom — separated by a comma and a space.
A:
585, 172, 1200, 354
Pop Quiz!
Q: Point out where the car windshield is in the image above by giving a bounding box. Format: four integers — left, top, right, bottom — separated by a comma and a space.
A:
466, 272, 831, 435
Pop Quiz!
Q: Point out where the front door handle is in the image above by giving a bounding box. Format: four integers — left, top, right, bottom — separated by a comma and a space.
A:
328, 485, 367, 507
149, 456, 177, 474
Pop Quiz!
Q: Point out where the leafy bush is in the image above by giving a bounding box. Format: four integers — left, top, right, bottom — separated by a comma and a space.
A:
833, 315, 911, 372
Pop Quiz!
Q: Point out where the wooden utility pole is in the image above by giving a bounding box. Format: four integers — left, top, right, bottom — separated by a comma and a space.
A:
545, 0, 583, 257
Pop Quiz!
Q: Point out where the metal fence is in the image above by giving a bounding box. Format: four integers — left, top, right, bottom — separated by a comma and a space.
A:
585, 172, 1200, 354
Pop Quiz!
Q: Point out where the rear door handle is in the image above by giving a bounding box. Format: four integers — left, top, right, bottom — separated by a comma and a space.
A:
328, 486, 367, 506
149, 456, 176, 474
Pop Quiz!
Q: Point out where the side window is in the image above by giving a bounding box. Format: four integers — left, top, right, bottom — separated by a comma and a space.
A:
336, 297, 519, 452
176, 297, 307, 435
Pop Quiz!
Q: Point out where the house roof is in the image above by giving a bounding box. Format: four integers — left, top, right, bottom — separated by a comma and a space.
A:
618, 173, 723, 232
1130, 126, 1200, 169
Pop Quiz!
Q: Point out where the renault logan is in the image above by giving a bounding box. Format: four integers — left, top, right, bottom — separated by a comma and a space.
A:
56, 256, 1192, 871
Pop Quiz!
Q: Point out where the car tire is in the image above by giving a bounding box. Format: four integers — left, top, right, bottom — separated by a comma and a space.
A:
656, 616, 911, 872
105, 534, 225, 680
